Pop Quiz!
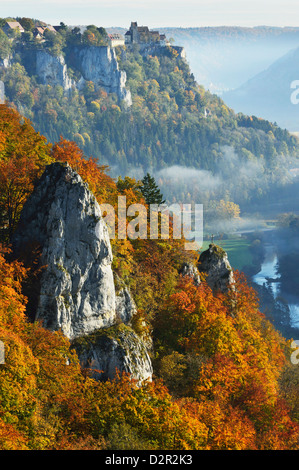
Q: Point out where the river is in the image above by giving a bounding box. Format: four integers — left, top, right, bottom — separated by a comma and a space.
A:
252, 244, 299, 330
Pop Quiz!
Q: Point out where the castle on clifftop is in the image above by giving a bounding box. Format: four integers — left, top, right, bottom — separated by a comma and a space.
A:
125, 22, 169, 46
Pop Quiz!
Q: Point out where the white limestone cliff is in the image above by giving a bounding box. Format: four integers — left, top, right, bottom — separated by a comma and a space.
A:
74, 46, 132, 106
13, 162, 116, 339
35, 47, 132, 105
36, 51, 74, 92
73, 324, 153, 383
180, 261, 201, 286
0, 81, 5, 104
12, 162, 152, 382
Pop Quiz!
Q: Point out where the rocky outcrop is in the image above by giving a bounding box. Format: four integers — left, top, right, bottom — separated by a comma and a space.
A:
74, 46, 132, 106
198, 244, 234, 294
35, 47, 132, 105
180, 262, 201, 286
36, 51, 74, 92
114, 274, 137, 324
134, 43, 186, 61
73, 324, 153, 383
0, 81, 5, 104
12, 162, 152, 383
0, 57, 11, 68
13, 162, 116, 340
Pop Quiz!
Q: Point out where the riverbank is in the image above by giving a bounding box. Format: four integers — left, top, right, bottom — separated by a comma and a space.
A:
251, 243, 297, 339
202, 228, 268, 275
201, 236, 253, 272
202, 230, 299, 339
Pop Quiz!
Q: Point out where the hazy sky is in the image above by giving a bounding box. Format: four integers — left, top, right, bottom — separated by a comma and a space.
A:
1, 0, 299, 28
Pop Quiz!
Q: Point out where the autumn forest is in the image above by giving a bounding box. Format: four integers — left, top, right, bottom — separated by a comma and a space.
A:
0, 17, 299, 452
0, 105, 298, 450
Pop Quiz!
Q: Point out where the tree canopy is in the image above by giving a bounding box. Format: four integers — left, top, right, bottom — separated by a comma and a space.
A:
0, 104, 298, 450
0, 25, 298, 215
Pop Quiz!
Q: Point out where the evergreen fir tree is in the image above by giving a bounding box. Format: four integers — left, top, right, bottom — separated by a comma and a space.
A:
140, 173, 165, 205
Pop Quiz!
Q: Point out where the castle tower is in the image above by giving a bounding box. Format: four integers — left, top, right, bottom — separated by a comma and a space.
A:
130, 21, 138, 43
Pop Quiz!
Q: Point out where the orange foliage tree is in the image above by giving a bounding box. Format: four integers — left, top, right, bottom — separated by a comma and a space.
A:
0, 246, 37, 449
0, 105, 52, 241
154, 272, 299, 449
86, 372, 209, 450
0, 104, 298, 450
51, 137, 117, 205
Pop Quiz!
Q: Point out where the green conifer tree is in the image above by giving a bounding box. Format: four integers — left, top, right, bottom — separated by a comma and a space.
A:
140, 173, 165, 205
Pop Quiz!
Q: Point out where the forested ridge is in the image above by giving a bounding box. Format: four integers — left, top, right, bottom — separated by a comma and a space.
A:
1, 18, 299, 212
0, 104, 298, 450
0, 18, 299, 450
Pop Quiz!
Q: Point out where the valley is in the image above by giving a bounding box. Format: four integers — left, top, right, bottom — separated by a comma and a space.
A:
1, 16, 299, 451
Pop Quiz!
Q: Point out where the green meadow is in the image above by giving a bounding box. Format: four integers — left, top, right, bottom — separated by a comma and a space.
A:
200, 236, 253, 271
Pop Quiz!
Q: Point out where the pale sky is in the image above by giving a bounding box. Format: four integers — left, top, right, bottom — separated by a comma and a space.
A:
0, 0, 298, 28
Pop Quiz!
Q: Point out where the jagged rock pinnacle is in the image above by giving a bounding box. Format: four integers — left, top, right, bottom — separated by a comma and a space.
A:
12, 162, 153, 383
13, 162, 116, 340
198, 243, 235, 294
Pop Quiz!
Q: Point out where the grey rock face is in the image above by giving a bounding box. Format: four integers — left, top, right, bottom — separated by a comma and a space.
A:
73, 324, 153, 383
13, 162, 153, 383
74, 46, 132, 106
76, 46, 119, 89
114, 274, 137, 324
198, 244, 234, 294
180, 262, 201, 286
36, 47, 132, 105
0, 81, 5, 104
13, 162, 116, 340
36, 51, 74, 91
116, 287, 136, 323
0, 57, 11, 68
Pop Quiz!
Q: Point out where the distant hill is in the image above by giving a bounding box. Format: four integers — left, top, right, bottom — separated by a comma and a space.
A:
160, 27, 299, 94
2, 21, 299, 213
126, 26, 299, 95
223, 47, 299, 132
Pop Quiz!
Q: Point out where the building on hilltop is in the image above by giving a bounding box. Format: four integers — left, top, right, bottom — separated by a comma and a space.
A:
108, 33, 125, 47
159, 34, 168, 46
33, 26, 45, 39
32, 25, 57, 41
3, 21, 25, 35
44, 25, 57, 33
125, 30, 132, 44
125, 21, 169, 46
2, 20, 57, 38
